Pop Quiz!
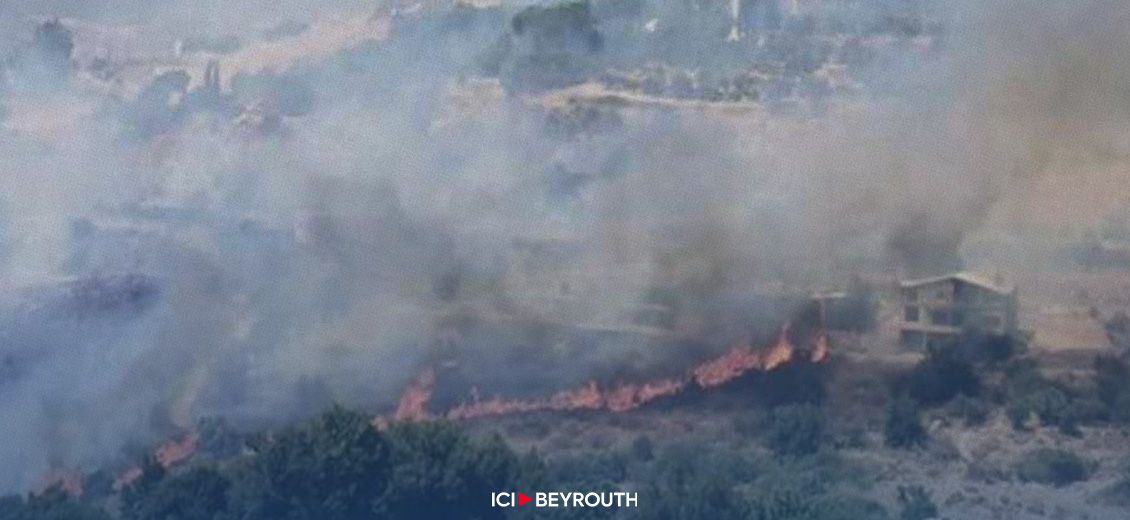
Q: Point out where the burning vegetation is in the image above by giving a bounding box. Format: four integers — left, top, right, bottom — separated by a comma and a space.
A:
377, 323, 829, 426
3, 0, 1130, 519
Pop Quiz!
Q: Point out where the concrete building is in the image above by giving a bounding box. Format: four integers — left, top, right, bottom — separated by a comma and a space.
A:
729, 0, 787, 41
898, 272, 1017, 349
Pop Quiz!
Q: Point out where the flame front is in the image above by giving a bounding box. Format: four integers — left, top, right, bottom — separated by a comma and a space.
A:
38, 469, 85, 498
100, 322, 829, 491
381, 323, 827, 425
113, 432, 199, 491
692, 324, 795, 387
445, 377, 687, 420
811, 332, 829, 363
395, 368, 436, 421
156, 432, 199, 468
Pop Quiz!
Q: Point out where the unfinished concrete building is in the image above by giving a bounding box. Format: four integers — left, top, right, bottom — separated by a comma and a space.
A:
898, 272, 1017, 350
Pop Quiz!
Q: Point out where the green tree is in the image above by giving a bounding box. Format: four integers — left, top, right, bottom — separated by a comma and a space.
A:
501, 1, 603, 92
903, 348, 979, 406
948, 394, 988, 426
122, 466, 231, 520
748, 489, 891, 520
811, 496, 891, 520
766, 404, 825, 457
630, 435, 654, 462
229, 406, 391, 520
0, 488, 110, 520
1095, 355, 1130, 422
633, 445, 748, 520
1007, 385, 1070, 430
31, 21, 73, 66
22, 20, 74, 86
1015, 449, 1092, 487
381, 422, 521, 520
120, 457, 169, 520
885, 396, 926, 448
896, 485, 937, 520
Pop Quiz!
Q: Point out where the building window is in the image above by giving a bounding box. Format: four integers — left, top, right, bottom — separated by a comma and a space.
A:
930, 310, 953, 326
902, 288, 918, 302
901, 331, 925, 348
904, 306, 920, 322
926, 334, 950, 350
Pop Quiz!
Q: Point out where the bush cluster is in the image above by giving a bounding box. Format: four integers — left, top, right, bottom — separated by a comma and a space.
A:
884, 395, 926, 449
2, 403, 907, 520
3, 408, 525, 520
1015, 449, 1092, 487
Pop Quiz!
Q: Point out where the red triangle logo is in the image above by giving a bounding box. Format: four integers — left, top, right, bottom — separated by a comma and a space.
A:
518, 493, 532, 506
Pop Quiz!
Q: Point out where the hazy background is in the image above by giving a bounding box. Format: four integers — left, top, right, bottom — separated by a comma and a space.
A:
1, 0, 1128, 492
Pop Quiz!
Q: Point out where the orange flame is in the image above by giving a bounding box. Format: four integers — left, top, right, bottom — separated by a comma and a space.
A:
395, 368, 436, 421
382, 323, 827, 426
374, 368, 436, 429
444, 377, 687, 420
113, 467, 144, 492
113, 432, 199, 490
38, 469, 85, 498
692, 324, 794, 387
156, 432, 199, 468
811, 332, 829, 363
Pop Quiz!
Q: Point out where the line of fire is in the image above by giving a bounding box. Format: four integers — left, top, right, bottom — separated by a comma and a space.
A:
67, 264, 1024, 494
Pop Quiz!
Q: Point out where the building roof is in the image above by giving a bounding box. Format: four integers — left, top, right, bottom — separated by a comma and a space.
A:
899, 271, 1014, 295
810, 291, 848, 300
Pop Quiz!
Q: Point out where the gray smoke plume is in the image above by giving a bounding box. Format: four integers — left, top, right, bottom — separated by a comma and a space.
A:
0, 0, 1128, 492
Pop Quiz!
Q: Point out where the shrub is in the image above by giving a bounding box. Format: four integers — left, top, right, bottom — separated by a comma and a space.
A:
1068, 396, 1109, 424
751, 360, 828, 407
949, 330, 1025, 365
1106, 463, 1130, 507
195, 417, 245, 459
229, 406, 392, 520
634, 444, 750, 520
765, 404, 826, 457
896, 485, 937, 520
630, 435, 654, 461
6, 20, 76, 88
0, 487, 110, 520
733, 410, 767, 438
885, 396, 926, 448
122, 466, 231, 520
746, 481, 891, 520
501, 1, 603, 92
1007, 386, 1070, 430
810, 496, 891, 520
1095, 355, 1129, 406
1095, 355, 1130, 423
745, 482, 814, 520
546, 450, 628, 484
1002, 361, 1092, 431
949, 394, 988, 426
1104, 312, 1130, 351
1015, 449, 1092, 487
902, 348, 979, 406
381, 423, 521, 520
1112, 392, 1130, 423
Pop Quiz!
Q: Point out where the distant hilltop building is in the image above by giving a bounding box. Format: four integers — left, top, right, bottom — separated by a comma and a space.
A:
728, 0, 791, 41
898, 272, 1018, 350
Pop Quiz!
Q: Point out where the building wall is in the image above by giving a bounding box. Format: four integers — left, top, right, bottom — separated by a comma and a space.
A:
739, 0, 784, 31
899, 279, 1016, 349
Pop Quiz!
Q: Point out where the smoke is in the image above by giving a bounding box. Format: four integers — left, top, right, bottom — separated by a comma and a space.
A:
882, 0, 1130, 273
1, 0, 1129, 492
